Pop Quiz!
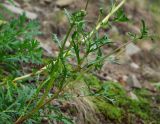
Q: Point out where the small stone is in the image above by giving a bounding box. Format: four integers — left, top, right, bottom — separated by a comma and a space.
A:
128, 91, 139, 100
44, 0, 52, 4
2, 3, 38, 20
56, 0, 75, 7
126, 42, 141, 56
130, 62, 140, 70
52, 100, 61, 106
123, 75, 128, 82
127, 74, 142, 89
65, 40, 70, 47
132, 74, 142, 88
142, 81, 156, 92
142, 66, 160, 81
139, 41, 153, 51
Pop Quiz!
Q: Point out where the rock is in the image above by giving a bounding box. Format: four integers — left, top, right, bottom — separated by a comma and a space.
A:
56, 0, 75, 7
122, 75, 128, 82
125, 42, 141, 56
36, 37, 58, 56
130, 62, 140, 70
127, 74, 142, 89
40, 0, 52, 5
132, 75, 142, 88
139, 41, 153, 51
44, 0, 52, 4
128, 91, 139, 100
65, 40, 70, 47
2, 3, 38, 20
142, 81, 156, 92
142, 65, 160, 82
34, 7, 44, 13
52, 100, 61, 106
118, 75, 128, 86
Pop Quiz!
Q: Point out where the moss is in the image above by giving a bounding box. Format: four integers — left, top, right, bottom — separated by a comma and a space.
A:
128, 99, 149, 119
99, 83, 150, 120
94, 98, 123, 121
83, 74, 101, 89
81, 75, 160, 123
92, 82, 126, 122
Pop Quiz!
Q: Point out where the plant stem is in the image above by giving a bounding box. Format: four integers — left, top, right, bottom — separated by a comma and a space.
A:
14, 3, 128, 122
104, 41, 131, 59
88, 0, 126, 38
13, 66, 47, 82
61, 24, 74, 52
81, 0, 126, 65
11, 0, 126, 84
15, 23, 74, 124
15, 91, 60, 124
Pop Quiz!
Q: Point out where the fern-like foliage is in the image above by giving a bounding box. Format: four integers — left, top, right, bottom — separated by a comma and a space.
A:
0, 15, 42, 79
0, 14, 43, 123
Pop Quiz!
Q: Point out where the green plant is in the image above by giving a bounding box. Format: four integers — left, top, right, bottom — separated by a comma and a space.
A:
0, 15, 42, 80
0, 0, 152, 123
13, 1, 129, 123
0, 14, 43, 123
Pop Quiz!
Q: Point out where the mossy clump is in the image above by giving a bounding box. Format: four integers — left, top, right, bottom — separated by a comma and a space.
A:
86, 78, 160, 123
94, 98, 123, 121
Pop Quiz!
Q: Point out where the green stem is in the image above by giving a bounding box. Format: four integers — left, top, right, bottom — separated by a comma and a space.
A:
88, 0, 126, 38
15, 24, 74, 124
12, 0, 126, 84
61, 24, 74, 52
14, 1, 126, 123
81, 0, 126, 65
